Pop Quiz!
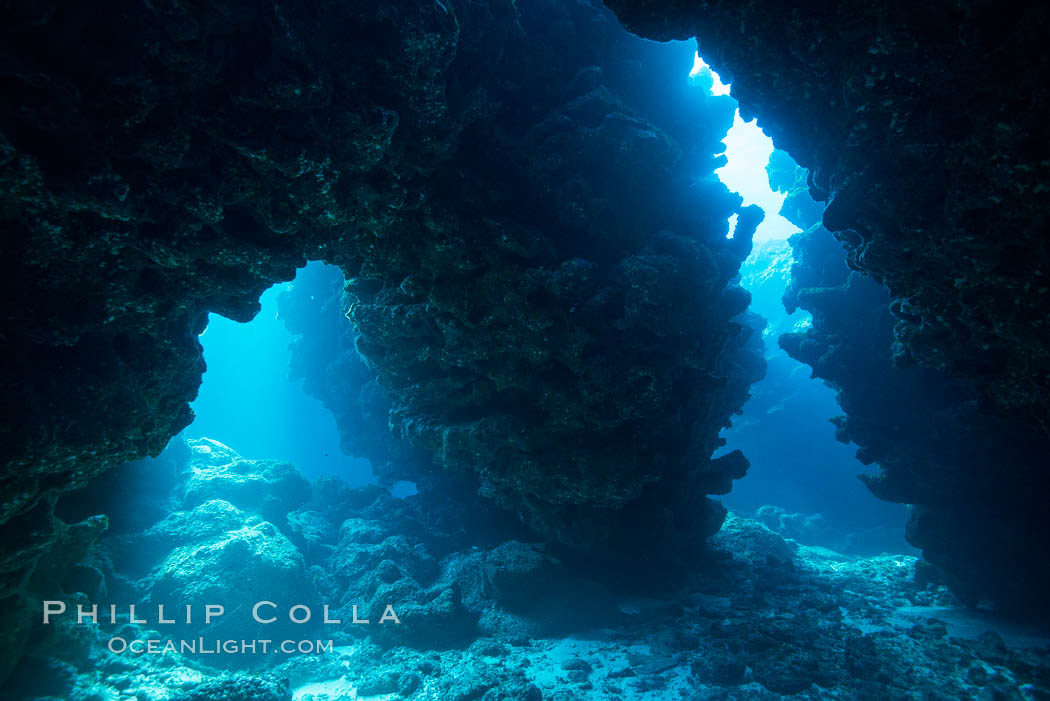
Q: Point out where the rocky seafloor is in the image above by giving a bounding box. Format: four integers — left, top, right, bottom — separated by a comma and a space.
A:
8, 439, 1049, 701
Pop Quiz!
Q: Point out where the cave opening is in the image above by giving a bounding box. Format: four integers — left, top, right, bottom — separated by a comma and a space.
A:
694, 54, 914, 554
187, 261, 374, 485
184, 260, 418, 499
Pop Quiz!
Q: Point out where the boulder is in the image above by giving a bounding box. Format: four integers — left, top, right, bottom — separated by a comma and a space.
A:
170, 675, 291, 701
482, 541, 563, 610
182, 439, 311, 525
331, 519, 437, 592
713, 513, 798, 568
145, 501, 318, 648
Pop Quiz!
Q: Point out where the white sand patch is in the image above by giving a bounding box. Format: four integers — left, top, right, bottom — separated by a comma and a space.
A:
522, 633, 693, 699
292, 676, 355, 701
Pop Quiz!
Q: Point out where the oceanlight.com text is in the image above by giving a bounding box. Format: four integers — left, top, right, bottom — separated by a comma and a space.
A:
107, 637, 335, 655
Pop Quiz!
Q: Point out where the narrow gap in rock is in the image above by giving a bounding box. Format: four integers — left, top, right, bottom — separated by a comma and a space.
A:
697, 55, 915, 555
187, 260, 374, 486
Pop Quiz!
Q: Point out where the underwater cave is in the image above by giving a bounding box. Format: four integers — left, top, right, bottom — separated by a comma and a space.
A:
2, 0, 1050, 698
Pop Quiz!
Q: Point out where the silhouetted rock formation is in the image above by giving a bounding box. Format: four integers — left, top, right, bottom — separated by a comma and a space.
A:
604, 0, 1050, 614
7, 0, 1049, 682
605, 1, 1050, 437
277, 263, 426, 486
769, 154, 1050, 613
260, 2, 769, 565
0, 0, 763, 664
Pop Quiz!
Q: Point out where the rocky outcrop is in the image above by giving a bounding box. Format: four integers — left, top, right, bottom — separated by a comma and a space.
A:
725, 232, 912, 553
602, 0, 1050, 613
10, 443, 1050, 701
766, 153, 1050, 613
605, 0, 1050, 437
269, 0, 769, 564
51, 443, 323, 664
277, 262, 419, 481
17, 438, 625, 682
181, 438, 311, 527
170, 676, 291, 701
17, 503, 1050, 700
0, 0, 763, 605
146, 500, 319, 652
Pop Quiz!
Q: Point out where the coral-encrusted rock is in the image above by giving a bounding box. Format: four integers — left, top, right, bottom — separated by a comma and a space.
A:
0, 512, 108, 685
712, 513, 797, 569
0, 0, 760, 609
770, 153, 1050, 613
604, 1, 1050, 437
606, 0, 1050, 607
482, 542, 563, 610
170, 675, 291, 701
368, 584, 477, 650
273, 1, 766, 568
181, 439, 310, 526
286, 509, 335, 562
125, 498, 249, 574
278, 263, 424, 480
331, 518, 437, 597
145, 500, 318, 646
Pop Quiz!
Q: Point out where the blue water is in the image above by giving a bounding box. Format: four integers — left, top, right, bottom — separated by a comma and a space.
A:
700, 55, 911, 551
186, 262, 374, 485
718, 241, 911, 548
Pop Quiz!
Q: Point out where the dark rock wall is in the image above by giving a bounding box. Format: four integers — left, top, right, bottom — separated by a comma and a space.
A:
0, 0, 764, 627
264, 2, 772, 566
723, 234, 912, 554
277, 262, 427, 484
337, 4, 766, 565
605, 0, 1050, 436
770, 155, 1050, 612
604, 0, 1050, 612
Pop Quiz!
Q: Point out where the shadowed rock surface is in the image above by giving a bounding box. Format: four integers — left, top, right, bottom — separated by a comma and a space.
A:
605, 0, 1050, 613
0, 0, 764, 675
605, 1, 1050, 434
769, 154, 1050, 613
4, 0, 1050, 691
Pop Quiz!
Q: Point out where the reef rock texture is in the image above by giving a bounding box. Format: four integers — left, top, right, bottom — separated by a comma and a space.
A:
180, 438, 311, 527
604, 0, 1050, 613
50, 442, 325, 664
771, 154, 1050, 614
0, 0, 763, 605
12, 496, 1050, 700
146, 500, 319, 654
20, 438, 634, 689
334, 6, 765, 565
277, 262, 428, 486
605, 0, 1050, 436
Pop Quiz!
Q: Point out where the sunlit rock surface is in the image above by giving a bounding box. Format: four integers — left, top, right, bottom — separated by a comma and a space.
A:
10, 463, 1050, 701
146, 501, 318, 657
181, 439, 311, 526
